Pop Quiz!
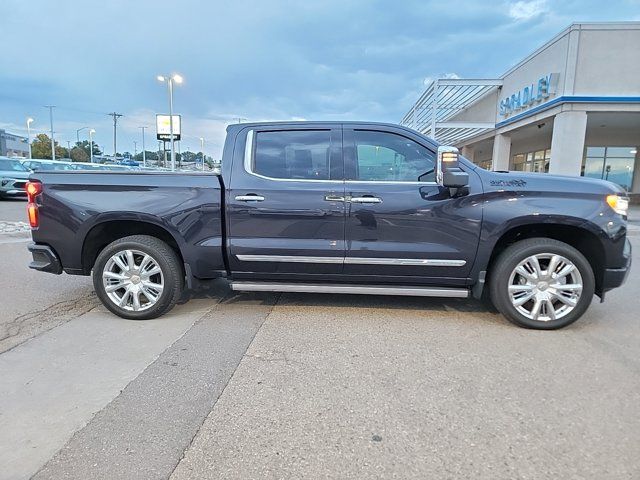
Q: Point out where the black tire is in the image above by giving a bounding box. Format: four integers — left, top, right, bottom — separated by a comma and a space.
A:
489, 238, 595, 330
92, 235, 183, 320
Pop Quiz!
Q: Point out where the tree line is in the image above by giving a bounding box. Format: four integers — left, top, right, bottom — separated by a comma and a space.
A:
30, 134, 214, 165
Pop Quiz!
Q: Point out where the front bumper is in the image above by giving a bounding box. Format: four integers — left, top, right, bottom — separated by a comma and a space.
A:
602, 237, 632, 292
0, 178, 28, 197
28, 243, 63, 274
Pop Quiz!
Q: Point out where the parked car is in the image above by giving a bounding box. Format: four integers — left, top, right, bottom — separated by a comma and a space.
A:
0, 157, 31, 198
21, 159, 75, 172
24, 122, 631, 329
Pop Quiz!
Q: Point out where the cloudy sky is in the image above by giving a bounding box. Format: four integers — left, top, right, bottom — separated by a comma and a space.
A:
1, 0, 639, 157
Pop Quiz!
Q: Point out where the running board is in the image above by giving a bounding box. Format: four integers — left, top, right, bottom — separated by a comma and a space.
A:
230, 282, 469, 298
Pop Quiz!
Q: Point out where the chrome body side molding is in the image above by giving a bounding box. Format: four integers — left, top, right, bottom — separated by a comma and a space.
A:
236, 254, 466, 267
236, 255, 343, 264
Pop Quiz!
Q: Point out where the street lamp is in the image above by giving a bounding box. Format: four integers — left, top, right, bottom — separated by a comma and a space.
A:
156, 73, 183, 171
200, 137, 205, 171
26, 118, 34, 159
76, 126, 89, 143
89, 129, 95, 163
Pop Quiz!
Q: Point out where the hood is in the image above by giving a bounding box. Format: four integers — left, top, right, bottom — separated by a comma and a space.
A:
0, 170, 31, 180
479, 170, 625, 196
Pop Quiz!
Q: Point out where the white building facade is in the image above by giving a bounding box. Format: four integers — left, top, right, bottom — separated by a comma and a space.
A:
401, 22, 640, 194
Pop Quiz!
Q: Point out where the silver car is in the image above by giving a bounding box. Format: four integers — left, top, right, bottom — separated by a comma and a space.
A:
0, 157, 31, 199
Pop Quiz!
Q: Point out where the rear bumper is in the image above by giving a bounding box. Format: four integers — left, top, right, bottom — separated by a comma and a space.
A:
28, 243, 63, 274
602, 237, 632, 292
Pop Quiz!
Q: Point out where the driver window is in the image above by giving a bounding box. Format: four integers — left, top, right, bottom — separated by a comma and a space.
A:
352, 130, 436, 182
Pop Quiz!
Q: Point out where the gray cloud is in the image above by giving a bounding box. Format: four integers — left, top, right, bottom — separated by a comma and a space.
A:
0, 0, 635, 157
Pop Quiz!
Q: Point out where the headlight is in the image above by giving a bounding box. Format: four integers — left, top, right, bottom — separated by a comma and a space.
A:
606, 194, 629, 216
1, 179, 11, 186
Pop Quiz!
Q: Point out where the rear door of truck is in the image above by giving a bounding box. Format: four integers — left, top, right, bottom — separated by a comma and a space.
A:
225, 124, 345, 279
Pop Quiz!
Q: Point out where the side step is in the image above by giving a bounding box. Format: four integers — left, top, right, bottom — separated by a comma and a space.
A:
230, 282, 469, 298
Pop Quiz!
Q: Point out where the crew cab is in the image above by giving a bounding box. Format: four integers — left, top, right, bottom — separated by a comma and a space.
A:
25, 122, 631, 329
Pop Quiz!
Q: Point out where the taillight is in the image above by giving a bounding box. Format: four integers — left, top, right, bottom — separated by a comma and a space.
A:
25, 181, 42, 201
25, 181, 42, 229
28, 204, 39, 228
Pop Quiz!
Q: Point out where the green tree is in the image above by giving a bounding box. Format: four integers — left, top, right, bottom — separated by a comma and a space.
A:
133, 150, 159, 162
70, 147, 89, 162
31, 134, 66, 159
69, 140, 101, 162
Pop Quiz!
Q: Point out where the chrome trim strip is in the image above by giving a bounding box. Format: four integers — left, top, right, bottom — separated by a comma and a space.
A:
231, 282, 469, 298
243, 129, 254, 173
236, 255, 343, 264
236, 254, 466, 267
344, 180, 438, 185
345, 257, 466, 267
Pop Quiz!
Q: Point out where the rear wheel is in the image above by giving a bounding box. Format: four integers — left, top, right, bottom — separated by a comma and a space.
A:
490, 238, 594, 329
93, 235, 183, 320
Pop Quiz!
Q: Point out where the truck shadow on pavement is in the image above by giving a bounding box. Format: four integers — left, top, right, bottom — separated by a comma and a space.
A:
179, 278, 506, 326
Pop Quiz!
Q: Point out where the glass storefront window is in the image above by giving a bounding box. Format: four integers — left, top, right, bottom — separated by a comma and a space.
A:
511, 149, 550, 173
581, 146, 636, 191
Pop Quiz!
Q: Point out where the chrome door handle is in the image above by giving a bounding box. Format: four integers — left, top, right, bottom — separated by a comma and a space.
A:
350, 196, 382, 204
324, 195, 345, 202
235, 194, 265, 202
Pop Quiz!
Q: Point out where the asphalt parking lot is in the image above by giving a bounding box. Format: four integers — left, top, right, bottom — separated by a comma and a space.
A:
1, 198, 639, 480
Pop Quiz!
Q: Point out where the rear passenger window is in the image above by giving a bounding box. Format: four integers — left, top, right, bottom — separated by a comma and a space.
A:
252, 130, 332, 180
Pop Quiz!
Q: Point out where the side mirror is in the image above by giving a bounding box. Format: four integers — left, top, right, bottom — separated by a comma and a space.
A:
442, 169, 469, 188
437, 145, 469, 192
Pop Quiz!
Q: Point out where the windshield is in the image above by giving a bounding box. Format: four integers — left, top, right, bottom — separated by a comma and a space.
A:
0, 159, 30, 172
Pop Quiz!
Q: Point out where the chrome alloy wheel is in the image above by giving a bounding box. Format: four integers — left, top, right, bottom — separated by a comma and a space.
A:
507, 253, 583, 322
102, 249, 164, 312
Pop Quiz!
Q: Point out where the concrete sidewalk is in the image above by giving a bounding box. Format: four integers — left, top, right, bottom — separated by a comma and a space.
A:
0, 300, 214, 480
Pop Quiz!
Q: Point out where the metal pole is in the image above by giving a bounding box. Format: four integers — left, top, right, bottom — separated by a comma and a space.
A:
66, 141, 72, 159
26, 119, 33, 159
200, 137, 205, 171
140, 126, 147, 167
134, 141, 137, 158
168, 79, 176, 171
89, 130, 94, 163
76, 127, 88, 143
45, 105, 56, 160
108, 113, 123, 162
430, 80, 439, 140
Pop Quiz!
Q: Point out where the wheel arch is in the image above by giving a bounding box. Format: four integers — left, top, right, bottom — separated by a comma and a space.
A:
481, 221, 606, 296
81, 217, 185, 275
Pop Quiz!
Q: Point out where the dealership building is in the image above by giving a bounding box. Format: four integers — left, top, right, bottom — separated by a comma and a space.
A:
401, 22, 640, 193
0, 129, 29, 158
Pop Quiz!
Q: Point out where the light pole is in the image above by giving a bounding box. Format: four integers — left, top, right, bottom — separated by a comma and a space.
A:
26, 118, 34, 159
89, 129, 95, 163
156, 73, 183, 171
76, 126, 88, 143
134, 141, 137, 159
139, 126, 147, 167
66, 141, 72, 159
200, 137, 205, 171
44, 105, 55, 160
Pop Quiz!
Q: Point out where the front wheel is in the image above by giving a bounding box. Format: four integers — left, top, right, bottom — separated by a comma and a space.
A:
93, 235, 183, 320
489, 238, 595, 329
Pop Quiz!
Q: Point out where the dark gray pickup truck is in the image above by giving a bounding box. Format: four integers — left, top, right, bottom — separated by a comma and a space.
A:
25, 122, 631, 329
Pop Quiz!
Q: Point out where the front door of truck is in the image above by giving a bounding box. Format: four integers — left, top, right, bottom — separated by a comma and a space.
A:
227, 125, 345, 279
342, 125, 482, 283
